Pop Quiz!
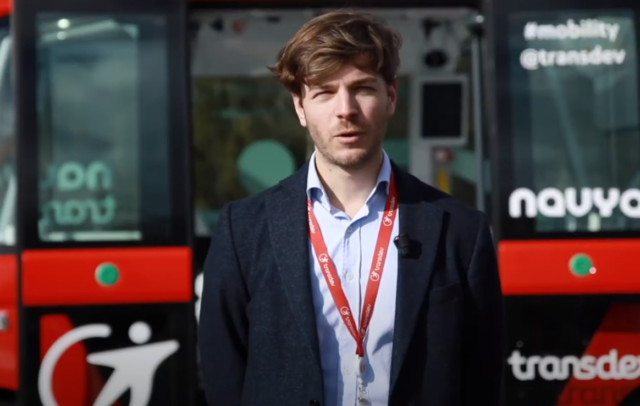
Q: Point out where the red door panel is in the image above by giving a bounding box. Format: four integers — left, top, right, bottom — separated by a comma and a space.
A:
22, 247, 193, 306
0, 255, 18, 390
500, 239, 640, 295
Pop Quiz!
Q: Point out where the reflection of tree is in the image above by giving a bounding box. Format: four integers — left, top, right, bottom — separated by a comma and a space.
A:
192, 76, 410, 228
36, 41, 140, 233
192, 77, 310, 215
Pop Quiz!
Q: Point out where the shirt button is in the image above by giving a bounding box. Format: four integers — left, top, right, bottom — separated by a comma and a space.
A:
358, 359, 366, 376
347, 272, 354, 280
344, 367, 351, 375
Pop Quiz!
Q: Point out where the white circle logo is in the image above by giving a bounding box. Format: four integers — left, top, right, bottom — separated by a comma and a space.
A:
129, 321, 151, 344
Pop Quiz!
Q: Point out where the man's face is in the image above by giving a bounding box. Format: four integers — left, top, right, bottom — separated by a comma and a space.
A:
292, 64, 397, 170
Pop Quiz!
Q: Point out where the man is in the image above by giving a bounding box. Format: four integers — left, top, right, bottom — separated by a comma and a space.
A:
199, 10, 505, 406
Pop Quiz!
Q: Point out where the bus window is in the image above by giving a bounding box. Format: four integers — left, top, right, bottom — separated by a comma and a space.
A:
0, 17, 14, 247
35, 14, 178, 244
190, 8, 473, 236
504, 10, 640, 238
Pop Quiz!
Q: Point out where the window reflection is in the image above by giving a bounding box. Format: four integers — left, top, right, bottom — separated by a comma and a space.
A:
192, 76, 309, 233
37, 16, 142, 241
508, 11, 640, 233
191, 75, 410, 236
190, 9, 415, 236
0, 21, 15, 246
36, 14, 173, 243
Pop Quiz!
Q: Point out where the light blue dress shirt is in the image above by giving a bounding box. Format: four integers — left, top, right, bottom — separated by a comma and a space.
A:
306, 151, 399, 406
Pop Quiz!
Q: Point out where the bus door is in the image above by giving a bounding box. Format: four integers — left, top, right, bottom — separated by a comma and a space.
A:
484, 0, 640, 404
12, 0, 195, 404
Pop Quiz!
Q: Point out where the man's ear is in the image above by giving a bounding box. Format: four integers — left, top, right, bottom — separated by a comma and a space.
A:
292, 92, 307, 127
387, 79, 398, 117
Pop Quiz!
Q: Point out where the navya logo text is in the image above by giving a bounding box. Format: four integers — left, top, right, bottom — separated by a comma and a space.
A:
509, 188, 640, 218
39, 321, 179, 406
508, 350, 640, 381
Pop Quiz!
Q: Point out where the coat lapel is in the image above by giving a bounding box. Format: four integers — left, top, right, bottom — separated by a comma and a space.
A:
389, 164, 444, 392
265, 162, 322, 368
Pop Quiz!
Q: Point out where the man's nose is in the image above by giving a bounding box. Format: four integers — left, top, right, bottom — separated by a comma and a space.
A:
335, 89, 358, 119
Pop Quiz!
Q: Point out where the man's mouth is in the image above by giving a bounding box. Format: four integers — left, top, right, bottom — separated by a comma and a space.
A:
336, 130, 364, 137
335, 131, 364, 144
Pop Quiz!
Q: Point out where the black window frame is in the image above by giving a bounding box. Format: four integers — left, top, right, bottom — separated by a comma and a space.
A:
13, 0, 193, 250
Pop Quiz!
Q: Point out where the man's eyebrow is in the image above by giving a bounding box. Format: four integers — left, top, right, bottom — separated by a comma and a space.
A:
309, 77, 378, 91
350, 77, 378, 86
309, 83, 334, 91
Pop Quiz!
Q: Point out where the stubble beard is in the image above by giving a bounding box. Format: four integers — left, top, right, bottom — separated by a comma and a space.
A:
312, 132, 382, 171
310, 120, 388, 171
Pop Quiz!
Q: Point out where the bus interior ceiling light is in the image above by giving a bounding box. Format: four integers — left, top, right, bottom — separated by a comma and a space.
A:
57, 19, 70, 29
41, 20, 136, 43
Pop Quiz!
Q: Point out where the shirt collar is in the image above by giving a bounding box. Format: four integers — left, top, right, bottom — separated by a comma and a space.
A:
306, 150, 392, 207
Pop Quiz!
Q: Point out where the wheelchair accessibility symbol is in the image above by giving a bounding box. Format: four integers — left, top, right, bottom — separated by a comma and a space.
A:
38, 321, 179, 406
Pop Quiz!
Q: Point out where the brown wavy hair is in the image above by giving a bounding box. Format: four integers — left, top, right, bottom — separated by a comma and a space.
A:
269, 10, 402, 96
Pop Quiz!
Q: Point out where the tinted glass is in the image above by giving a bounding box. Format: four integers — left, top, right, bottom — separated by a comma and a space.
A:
505, 10, 640, 236
189, 9, 436, 237
36, 14, 175, 243
420, 82, 464, 138
0, 17, 15, 246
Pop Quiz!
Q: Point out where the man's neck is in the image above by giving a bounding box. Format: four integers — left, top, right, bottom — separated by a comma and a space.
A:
314, 150, 384, 218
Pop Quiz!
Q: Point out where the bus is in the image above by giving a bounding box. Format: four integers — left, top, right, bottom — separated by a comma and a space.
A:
3, 0, 640, 405
1, 0, 483, 404
1, 0, 196, 405
485, 0, 640, 404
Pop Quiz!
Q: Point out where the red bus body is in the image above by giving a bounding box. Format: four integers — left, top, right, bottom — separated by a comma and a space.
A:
4, 0, 640, 404
0, 1, 8, 18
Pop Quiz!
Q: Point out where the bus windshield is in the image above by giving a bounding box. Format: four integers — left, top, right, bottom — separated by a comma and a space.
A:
0, 17, 15, 246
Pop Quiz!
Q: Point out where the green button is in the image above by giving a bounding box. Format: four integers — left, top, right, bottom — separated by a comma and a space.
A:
569, 254, 593, 277
96, 263, 119, 286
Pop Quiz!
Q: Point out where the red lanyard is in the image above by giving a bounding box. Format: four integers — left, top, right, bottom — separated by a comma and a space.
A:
307, 174, 398, 357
